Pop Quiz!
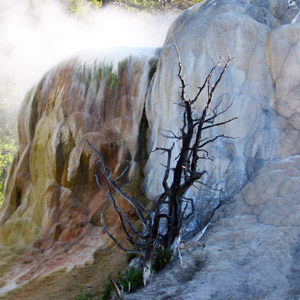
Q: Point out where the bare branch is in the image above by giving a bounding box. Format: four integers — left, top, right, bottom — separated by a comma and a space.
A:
208, 57, 232, 100
202, 117, 238, 130
110, 277, 122, 298
161, 129, 183, 140
204, 98, 235, 124
182, 166, 206, 180
132, 197, 151, 217
191, 61, 220, 104
210, 97, 223, 116
181, 109, 188, 135
193, 180, 223, 192
95, 174, 149, 241
114, 166, 129, 181
172, 35, 189, 103
87, 140, 149, 228
88, 41, 235, 285
199, 134, 236, 149
153, 143, 175, 191
100, 214, 142, 255
197, 149, 214, 161
182, 197, 195, 220
157, 213, 171, 221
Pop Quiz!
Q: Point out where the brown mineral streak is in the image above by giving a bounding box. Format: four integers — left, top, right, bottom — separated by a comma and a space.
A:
0, 52, 153, 298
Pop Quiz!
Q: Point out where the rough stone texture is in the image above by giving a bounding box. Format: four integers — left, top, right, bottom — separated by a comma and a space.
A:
127, 156, 300, 299
130, 0, 300, 299
1, 0, 300, 299
0, 48, 155, 298
144, 0, 300, 228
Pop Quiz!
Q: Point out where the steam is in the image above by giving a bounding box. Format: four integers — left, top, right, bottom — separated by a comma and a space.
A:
0, 0, 178, 107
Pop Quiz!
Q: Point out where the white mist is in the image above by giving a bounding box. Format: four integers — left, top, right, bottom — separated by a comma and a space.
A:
0, 0, 178, 107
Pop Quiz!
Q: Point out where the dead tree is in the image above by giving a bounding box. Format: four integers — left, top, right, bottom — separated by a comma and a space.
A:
87, 39, 236, 285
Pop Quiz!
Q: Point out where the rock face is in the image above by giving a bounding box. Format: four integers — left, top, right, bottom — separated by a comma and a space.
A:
0, 48, 156, 298
1, 0, 300, 299
144, 0, 300, 219
127, 157, 300, 300
127, 0, 300, 299
0, 49, 153, 245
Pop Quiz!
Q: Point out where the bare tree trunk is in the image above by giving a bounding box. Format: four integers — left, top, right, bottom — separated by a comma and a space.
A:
87, 38, 236, 286
143, 243, 153, 286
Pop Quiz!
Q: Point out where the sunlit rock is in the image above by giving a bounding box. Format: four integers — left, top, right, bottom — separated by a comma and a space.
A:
127, 0, 300, 299
127, 156, 300, 300
0, 48, 156, 297
144, 0, 300, 224
1, 0, 300, 298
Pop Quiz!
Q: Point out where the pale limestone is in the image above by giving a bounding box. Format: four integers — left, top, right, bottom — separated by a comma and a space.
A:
129, 0, 300, 299
144, 0, 300, 218
127, 157, 300, 299
1, 0, 300, 298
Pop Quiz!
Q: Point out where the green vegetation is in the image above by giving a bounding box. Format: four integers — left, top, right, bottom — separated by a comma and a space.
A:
112, 0, 202, 11
99, 277, 114, 300
152, 246, 172, 272
75, 247, 172, 299
0, 82, 21, 207
66, 0, 203, 15
101, 267, 143, 299
97, 63, 120, 98
76, 289, 100, 300
121, 267, 143, 292
67, 0, 101, 16
107, 71, 119, 91
75, 248, 172, 299
0, 105, 17, 206
76, 267, 143, 300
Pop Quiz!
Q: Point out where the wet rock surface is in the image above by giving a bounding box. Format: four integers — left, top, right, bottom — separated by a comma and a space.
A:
0, 49, 155, 298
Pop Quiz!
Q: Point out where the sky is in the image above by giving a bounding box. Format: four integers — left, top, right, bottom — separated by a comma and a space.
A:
0, 0, 178, 108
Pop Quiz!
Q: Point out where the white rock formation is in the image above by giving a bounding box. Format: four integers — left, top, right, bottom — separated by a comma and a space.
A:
128, 0, 300, 298
144, 0, 300, 227
1, 0, 300, 298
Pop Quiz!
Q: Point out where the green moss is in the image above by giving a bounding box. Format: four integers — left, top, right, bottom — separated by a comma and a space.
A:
97, 64, 117, 83
95, 63, 120, 100
108, 72, 119, 90
105, 65, 119, 91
